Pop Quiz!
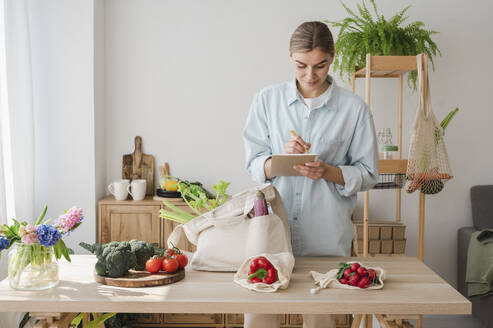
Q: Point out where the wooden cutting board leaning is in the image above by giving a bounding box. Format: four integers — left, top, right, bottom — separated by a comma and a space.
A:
122, 136, 155, 196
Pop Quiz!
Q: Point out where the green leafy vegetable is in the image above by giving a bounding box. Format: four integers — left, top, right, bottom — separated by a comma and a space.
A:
160, 179, 231, 224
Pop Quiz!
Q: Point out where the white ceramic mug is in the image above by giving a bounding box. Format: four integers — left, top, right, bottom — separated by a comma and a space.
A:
127, 179, 147, 201
108, 179, 130, 201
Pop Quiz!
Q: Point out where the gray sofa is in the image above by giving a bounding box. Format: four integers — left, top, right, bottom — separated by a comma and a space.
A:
458, 185, 493, 328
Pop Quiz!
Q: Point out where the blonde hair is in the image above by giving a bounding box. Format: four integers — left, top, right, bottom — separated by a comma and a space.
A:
289, 21, 334, 56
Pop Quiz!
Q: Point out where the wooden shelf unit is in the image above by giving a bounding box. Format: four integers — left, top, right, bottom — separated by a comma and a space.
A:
351, 54, 430, 328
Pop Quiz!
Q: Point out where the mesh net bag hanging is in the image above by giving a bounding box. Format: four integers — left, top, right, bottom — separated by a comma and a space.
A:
405, 55, 453, 194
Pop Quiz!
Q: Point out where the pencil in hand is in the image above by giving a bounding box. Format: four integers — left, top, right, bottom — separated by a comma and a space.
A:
290, 130, 309, 153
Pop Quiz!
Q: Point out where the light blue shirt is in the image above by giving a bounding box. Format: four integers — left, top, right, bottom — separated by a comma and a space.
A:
243, 76, 379, 257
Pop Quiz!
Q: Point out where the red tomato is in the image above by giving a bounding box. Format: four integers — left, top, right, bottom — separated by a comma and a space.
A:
357, 267, 367, 277
176, 254, 188, 268
367, 269, 376, 280
350, 262, 360, 272
166, 249, 176, 257
162, 258, 180, 273
348, 274, 360, 286
343, 268, 352, 279
358, 277, 370, 289
145, 258, 161, 274
339, 277, 348, 285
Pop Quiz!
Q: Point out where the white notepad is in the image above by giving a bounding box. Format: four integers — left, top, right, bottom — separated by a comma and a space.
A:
270, 154, 319, 177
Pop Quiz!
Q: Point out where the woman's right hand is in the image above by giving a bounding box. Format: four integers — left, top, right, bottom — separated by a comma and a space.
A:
284, 136, 311, 154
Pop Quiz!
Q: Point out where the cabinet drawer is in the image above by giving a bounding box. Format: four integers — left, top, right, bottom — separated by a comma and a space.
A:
163, 313, 224, 324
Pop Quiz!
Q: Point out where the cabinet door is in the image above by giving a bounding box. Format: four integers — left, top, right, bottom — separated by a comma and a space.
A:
100, 205, 162, 246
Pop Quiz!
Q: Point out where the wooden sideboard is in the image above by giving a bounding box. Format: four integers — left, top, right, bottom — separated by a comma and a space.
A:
97, 196, 352, 328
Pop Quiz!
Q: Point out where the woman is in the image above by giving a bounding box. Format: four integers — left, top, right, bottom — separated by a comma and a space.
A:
243, 21, 379, 328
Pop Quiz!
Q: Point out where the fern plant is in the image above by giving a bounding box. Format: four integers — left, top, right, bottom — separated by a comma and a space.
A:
327, 0, 441, 90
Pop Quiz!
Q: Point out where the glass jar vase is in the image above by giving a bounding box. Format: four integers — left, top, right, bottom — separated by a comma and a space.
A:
8, 244, 59, 290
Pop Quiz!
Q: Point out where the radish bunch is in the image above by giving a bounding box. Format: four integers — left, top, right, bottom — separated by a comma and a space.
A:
337, 262, 379, 289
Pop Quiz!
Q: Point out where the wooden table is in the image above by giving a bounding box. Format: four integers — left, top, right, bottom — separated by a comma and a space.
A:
0, 255, 470, 317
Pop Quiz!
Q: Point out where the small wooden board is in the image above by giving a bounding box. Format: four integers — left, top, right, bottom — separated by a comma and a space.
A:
122, 136, 155, 196
94, 269, 185, 288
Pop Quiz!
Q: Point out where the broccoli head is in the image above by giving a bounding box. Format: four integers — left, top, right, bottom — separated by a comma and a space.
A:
129, 240, 156, 271
81, 241, 136, 278
103, 241, 136, 277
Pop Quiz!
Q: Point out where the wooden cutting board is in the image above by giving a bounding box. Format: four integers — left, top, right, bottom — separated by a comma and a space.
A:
94, 269, 185, 288
122, 136, 155, 195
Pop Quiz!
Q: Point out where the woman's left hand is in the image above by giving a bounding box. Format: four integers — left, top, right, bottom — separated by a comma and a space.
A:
293, 160, 327, 180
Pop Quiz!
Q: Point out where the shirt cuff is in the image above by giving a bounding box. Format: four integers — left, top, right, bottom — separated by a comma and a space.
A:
336, 165, 363, 197
249, 155, 272, 184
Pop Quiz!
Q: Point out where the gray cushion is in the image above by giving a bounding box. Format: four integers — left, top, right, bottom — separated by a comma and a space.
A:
471, 185, 493, 230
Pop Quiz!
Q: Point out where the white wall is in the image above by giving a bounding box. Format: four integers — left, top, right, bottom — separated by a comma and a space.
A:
94, 0, 106, 218
30, 0, 96, 252
103, 0, 493, 288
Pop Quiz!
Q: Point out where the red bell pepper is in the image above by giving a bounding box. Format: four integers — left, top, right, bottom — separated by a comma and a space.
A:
248, 256, 278, 284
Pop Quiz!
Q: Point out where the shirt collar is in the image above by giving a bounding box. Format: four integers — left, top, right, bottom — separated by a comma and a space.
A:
287, 75, 336, 107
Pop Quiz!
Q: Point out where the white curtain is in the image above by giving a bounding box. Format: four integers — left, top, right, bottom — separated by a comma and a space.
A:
0, 0, 35, 327
3, 0, 35, 221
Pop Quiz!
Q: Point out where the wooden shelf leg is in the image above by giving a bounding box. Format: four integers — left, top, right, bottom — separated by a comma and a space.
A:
396, 72, 403, 223
419, 192, 425, 261
363, 53, 371, 258
364, 191, 369, 256
352, 314, 363, 328
375, 314, 391, 328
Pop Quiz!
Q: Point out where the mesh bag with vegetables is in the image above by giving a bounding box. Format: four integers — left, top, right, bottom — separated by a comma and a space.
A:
406, 55, 454, 195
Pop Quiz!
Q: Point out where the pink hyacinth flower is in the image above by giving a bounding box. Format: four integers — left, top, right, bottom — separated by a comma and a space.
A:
21, 224, 39, 244
57, 206, 83, 233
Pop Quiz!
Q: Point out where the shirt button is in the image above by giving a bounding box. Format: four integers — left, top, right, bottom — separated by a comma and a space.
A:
296, 192, 301, 196
293, 217, 298, 221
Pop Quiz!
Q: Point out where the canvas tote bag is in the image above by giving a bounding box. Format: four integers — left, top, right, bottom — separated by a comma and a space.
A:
167, 183, 293, 271
406, 54, 453, 194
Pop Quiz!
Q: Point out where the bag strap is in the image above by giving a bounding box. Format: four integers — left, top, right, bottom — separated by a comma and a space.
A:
166, 224, 194, 258
416, 54, 433, 118
167, 224, 184, 249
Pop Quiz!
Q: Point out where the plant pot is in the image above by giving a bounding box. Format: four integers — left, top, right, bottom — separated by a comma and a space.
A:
8, 244, 59, 290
